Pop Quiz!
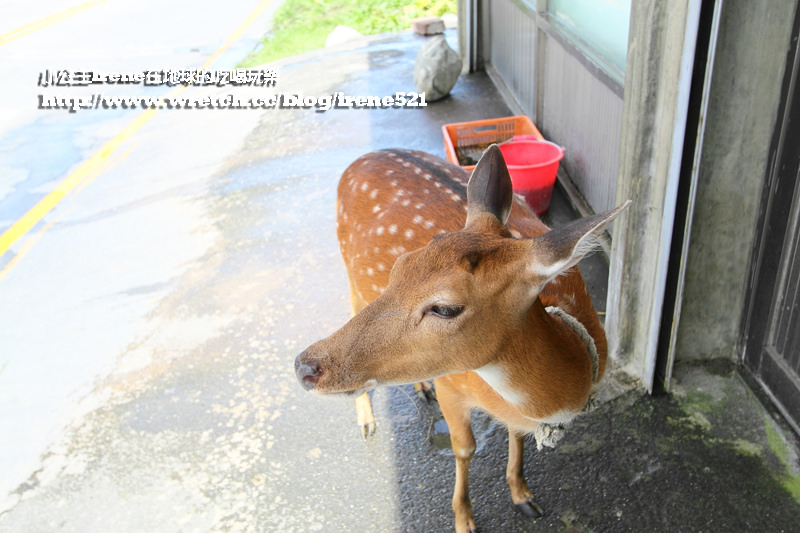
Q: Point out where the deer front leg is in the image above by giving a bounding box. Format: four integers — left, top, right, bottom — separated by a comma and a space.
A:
413, 380, 436, 401
354, 392, 375, 439
347, 281, 377, 439
436, 378, 477, 533
507, 430, 543, 518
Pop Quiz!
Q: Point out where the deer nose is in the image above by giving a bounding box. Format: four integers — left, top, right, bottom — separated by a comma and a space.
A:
294, 352, 322, 391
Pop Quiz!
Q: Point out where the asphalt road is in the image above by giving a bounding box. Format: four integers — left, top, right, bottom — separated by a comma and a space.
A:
0, 0, 282, 508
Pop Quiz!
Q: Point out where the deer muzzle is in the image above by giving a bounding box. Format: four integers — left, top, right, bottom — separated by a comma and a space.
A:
294, 351, 322, 391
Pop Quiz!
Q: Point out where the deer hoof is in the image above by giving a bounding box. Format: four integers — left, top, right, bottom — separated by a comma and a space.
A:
516, 498, 544, 519
455, 520, 478, 533
360, 421, 376, 439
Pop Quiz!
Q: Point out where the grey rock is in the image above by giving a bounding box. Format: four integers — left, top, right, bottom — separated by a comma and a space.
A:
325, 25, 362, 47
414, 34, 461, 101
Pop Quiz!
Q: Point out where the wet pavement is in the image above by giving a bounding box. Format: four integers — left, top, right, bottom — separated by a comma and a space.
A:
1, 0, 281, 514
2, 23, 800, 533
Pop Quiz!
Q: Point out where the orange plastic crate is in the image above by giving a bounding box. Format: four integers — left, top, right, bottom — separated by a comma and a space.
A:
442, 115, 544, 171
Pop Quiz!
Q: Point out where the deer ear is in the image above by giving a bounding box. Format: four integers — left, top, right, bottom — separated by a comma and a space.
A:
528, 201, 631, 283
465, 144, 513, 229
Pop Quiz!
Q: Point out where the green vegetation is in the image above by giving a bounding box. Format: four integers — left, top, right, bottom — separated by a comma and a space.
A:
764, 414, 800, 502
240, 0, 456, 67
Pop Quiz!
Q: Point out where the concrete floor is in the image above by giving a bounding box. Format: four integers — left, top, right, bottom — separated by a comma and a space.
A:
2, 29, 800, 532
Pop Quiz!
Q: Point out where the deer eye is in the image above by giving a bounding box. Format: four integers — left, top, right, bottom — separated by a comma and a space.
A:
426, 304, 464, 319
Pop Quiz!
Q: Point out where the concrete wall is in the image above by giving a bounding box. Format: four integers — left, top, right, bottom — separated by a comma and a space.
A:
606, 0, 697, 389
462, 0, 797, 387
468, 0, 623, 215
675, 1, 797, 361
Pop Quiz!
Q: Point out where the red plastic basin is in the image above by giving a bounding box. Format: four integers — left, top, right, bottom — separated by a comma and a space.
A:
499, 139, 564, 214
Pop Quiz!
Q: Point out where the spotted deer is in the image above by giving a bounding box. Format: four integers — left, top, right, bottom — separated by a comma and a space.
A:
295, 145, 629, 532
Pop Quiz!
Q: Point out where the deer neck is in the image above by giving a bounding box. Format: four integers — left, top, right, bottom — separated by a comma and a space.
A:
473, 299, 595, 424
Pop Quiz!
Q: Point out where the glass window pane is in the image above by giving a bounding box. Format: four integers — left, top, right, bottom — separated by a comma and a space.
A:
548, 0, 631, 72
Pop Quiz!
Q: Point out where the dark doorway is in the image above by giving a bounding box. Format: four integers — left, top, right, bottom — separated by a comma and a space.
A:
742, 5, 800, 436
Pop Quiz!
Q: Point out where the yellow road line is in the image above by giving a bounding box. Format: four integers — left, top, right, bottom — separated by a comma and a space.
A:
0, 142, 134, 282
0, 106, 159, 257
0, 0, 272, 260
201, 0, 273, 68
0, 0, 107, 47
